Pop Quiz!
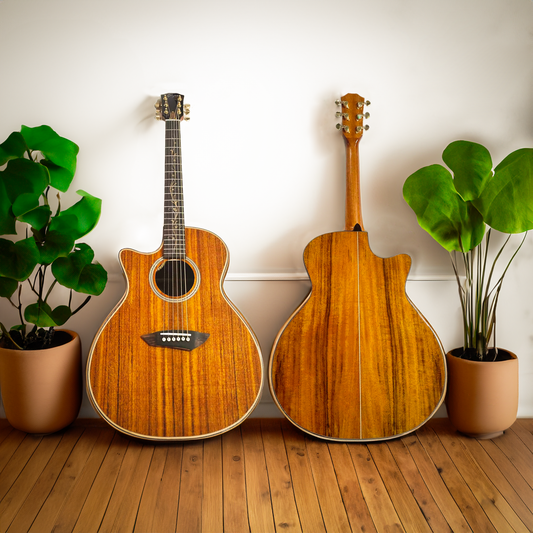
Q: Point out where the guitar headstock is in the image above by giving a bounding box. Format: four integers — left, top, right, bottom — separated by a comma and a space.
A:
155, 93, 190, 121
335, 93, 370, 141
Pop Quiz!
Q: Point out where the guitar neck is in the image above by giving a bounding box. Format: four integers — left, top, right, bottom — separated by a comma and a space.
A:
344, 135, 364, 231
337, 93, 369, 232
163, 119, 186, 259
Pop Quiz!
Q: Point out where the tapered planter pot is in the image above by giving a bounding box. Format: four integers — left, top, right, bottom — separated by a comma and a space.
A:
446, 348, 518, 439
0, 330, 82, 433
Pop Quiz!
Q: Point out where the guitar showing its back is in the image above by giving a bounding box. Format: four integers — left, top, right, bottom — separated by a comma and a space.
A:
87, 94, 263, 440
269, 94, 446, 442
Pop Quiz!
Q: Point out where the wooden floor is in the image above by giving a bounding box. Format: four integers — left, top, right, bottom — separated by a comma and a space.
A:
0, 418, 532, 533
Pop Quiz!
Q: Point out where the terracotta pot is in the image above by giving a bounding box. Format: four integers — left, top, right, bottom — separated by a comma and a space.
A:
446, 348, 518, 439
0, 330, 82, 433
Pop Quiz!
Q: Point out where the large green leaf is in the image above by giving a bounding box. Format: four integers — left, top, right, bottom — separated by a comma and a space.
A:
0, 131, 27, 165
474, 148, 533, 233
403, 164, 486, 252
20, 125, 79, 192
37, 229, 75, 265
24, 301, 57, 327
0, 179, 16, 235
0, 276, 18, 298
54, 190, 102, 239
52, 243, 107, 295
442, 140, 493, 201
0, 237, 40, 281
1, 158, 49, 201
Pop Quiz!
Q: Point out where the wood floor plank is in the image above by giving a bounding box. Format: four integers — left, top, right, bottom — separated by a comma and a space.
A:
0, 424, 14, 447
0, 429, 26, 474
0, 431, 63, 533
134, 446, 169, 533
305, 439, 351, 533
492, 427, 533, 490
348, 444, 405, 532
152, 445, 183, 533
222, 426, 249, 533
3, 428, 83, 533
416, 424, 496, 532
458, 432, 533, 532
0, 434, 42, 501
281, 422, 327, 533
72, 432, 130, 533
49, 428, 115, 533
241, 419, 275, 533
327, 442, 376, 533
28, 428, 101, 533
513, 420, 533, 453
477, 437, 533, 510
202, 438, 223, 533
387, 438, 452, 533
176, 441, 203, 533
261, 419, 302, 533
102, 443, 154, 533
400, 433, 471, 533
435, 425, 527, 533
96, 439, 148, 532
368, 442, 432, 533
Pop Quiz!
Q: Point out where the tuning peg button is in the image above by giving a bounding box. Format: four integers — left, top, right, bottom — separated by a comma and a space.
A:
335, 99, 349, 108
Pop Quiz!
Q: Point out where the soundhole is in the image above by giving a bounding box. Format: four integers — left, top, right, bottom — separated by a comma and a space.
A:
154, 259, 195, 298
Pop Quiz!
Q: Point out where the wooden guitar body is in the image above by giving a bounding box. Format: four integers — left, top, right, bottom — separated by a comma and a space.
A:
269, 230, 446, 441
269, 93, 446, 441
87, 227, 263, 440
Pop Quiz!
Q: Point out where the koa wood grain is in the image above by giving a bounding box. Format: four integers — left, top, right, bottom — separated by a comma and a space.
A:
86, 94, 263, 440
269, 93, 446, 441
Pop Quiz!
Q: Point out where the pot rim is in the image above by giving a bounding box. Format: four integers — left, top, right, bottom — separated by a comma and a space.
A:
447, 347, 517, 364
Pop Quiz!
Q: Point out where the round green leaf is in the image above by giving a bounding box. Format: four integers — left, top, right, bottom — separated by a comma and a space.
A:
0, 276, 18, 298
55, 190, 102, 239
52, 243, 95, 290
403, 164, 486, 252
24, 301, 57, 327
20, 126, 78, 192
0, 237, 40, 281
38, 229, 75, 265
0, 179, 16, 235
0, 131, 27, 166
51, 305, 72, 326
1, 158, 49, 201
77, 262, 107, 295
442, 140, 493, 202
474, 148, 533, 234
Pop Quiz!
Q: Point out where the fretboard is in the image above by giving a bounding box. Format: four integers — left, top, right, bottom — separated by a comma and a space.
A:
163, 119, 185, 259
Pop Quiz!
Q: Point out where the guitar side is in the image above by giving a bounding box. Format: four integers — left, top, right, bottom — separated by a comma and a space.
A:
87, 227, 264, 440
269, 230, 446, 441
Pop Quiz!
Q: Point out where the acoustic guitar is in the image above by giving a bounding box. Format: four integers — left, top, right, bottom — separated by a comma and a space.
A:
269, 93, 446, 442
87, 93, 263, 440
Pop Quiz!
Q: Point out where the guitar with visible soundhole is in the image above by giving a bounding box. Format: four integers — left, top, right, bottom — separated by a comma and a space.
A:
87, 93, 263, 440
268, 93, 446, 441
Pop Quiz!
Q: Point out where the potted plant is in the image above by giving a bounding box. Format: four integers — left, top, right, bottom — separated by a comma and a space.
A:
403, 140, 533, 438
0, 125, 107, 433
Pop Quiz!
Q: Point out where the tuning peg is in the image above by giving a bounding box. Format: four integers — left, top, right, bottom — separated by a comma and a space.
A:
356, 113, 370, 119
356, 125, 370, 132
183, 116, 190, 121
335, 112, 349, 119
357, 100, 371, 109
335, 99, 349, 108
336, 123, 350, 132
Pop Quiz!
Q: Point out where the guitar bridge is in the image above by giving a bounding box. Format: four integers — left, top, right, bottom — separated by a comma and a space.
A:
141, 330, 210, 351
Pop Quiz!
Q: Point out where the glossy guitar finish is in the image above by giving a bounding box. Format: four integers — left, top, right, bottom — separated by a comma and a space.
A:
269, 94, 446, 442
87, 94, 263, 440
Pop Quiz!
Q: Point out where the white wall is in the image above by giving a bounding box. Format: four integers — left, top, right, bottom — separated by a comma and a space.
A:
1, 0, 532, 418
